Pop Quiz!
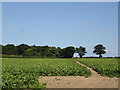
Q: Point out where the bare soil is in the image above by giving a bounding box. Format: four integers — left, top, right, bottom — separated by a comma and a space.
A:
38, 60, 118, 88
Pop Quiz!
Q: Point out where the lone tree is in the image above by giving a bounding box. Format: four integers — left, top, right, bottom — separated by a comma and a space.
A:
93, 44, 106, 58
76, 46, 87, 58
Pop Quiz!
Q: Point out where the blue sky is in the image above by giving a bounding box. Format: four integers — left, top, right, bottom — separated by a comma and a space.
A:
0, 1, 1, 69
2, 2, 118, 57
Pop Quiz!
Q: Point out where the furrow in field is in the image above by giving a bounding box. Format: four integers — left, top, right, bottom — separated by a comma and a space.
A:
39, 59, 118, 88
74, 60, 101, 77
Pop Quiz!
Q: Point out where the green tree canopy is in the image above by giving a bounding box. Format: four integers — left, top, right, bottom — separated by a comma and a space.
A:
76, 46, 87, 58
93, 44, 106, 58
23, 47, 40, 57
2, 44, 18, 55
62, 46, 75, 58
0, 44, 3, 55
16, 44, 30, 55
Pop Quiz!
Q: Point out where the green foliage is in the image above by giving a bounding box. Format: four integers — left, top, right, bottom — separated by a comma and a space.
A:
1, 55, 23, 58
56, 47, 63, 58
2, 44, 78, 58
62, 46, 76, 58
77, 58, 119, 77
2, 44, 18, 55
93, 44, 106, 58
23, 47, 40, 57
76, 46, 87, 58
16, 44, 30, 55
2, 58, 91, 88
0, 44, 2, 55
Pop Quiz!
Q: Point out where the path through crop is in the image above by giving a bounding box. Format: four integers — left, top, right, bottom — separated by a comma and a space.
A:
75, 60, 101, 77
38, 60, 118, 88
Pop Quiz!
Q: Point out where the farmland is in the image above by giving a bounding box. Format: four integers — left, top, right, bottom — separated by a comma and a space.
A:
2, 58, 119, 88
2, 58, 91, 88
76, 58, 119, 77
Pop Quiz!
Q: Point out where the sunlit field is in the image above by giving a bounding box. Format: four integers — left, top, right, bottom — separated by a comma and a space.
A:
2, 58, 119, 88
76, 58, 119, 77
2, 58, 91, 88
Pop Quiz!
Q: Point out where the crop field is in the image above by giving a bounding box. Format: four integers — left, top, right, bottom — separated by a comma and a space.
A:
76, 58, 119, 77
2, 58, 119, 88
2, 58, 91, 88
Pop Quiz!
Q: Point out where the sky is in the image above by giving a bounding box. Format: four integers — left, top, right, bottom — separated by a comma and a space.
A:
2, 2, 118, 57
0, 2, 2, 45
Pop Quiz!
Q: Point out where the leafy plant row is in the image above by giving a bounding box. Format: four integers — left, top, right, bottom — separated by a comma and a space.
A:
77, 58, 119, 77
2, 58, 91, 88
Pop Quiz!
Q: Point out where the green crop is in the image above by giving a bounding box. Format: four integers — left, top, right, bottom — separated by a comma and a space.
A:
76, 58, 119, 77
2, 58, 91, 88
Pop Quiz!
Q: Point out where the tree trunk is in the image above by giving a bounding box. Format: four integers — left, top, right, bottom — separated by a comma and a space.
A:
80, 55, 82, 58
99, 54, 102, 58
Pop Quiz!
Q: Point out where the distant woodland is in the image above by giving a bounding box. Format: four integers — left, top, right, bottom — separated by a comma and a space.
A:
0, 44, 118, 58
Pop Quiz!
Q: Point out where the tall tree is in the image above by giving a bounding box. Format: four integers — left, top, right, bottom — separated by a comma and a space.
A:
0, 44, 2, 55
16, 44, 30, 55
48, 47, 59, 58
40, 45, 49, 57
62, 46, 75, 58
93, 44, 106, 58
56, 47, 63, 58
23, 47, 40, 57
76, 46, 87, 58
2, 44, 18, 55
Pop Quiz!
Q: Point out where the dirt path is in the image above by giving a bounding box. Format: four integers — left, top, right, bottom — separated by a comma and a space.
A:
38, 60, 118, 88
75, 60, 101, 77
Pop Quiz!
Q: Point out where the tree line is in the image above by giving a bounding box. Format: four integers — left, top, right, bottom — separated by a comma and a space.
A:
0, 44, 106, 58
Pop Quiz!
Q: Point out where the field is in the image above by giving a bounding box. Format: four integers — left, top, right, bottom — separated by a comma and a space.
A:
2, 58, 91, 88
76, 58, 119, 77
2, 58, 119, 88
